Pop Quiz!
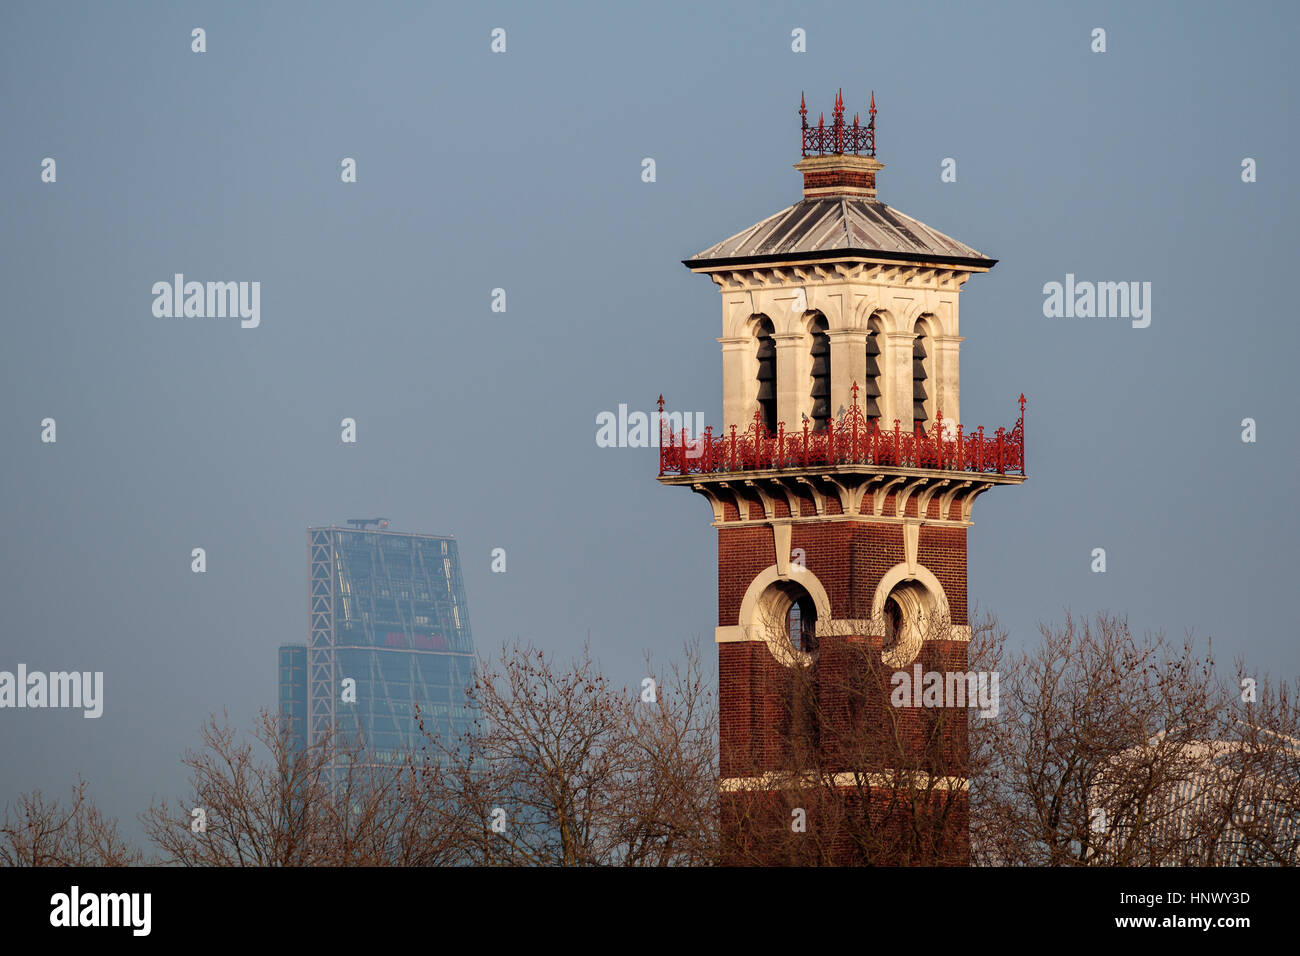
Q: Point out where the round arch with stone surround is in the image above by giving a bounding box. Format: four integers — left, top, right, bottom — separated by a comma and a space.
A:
871, 562, 954, 667
734, 563, 833, 667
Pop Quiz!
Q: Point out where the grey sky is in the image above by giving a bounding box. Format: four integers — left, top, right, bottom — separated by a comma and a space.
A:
1, 0, 1296, 847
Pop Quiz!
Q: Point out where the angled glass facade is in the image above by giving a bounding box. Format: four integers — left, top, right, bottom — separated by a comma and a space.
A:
280, 524, 477, 766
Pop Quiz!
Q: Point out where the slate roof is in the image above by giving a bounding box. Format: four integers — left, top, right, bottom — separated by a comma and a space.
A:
684, 196, 995, 269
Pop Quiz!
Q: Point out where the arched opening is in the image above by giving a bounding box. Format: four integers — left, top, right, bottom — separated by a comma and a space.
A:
912, 319, 932, 428
864, 314, 884, 421
881, 579, 935, 667
755, 579, 819, 659
809, 313, 830, 431
754, 317, 777, 432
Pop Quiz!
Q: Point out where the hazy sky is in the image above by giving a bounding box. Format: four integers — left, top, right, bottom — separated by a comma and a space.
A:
2, 0, 1296, 848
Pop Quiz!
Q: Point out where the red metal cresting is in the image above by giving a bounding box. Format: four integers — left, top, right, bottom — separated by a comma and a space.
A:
657, 383, 1025, 478
801, 89, 876, 157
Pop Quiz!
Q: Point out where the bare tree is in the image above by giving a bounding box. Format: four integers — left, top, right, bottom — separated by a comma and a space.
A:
17, 611, 1294, 868
141, 708, 455, 865
409, 639, 720, 866
715, 606, 1299, 868
1214, 673, 1300, 865
615, 641, 720, 865
1, 776, 141, 866
973, 611, 1300, 866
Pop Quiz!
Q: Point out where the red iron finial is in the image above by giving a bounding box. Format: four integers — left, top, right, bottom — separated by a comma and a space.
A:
868, 92, 877, 156
798, 92, 806, 154
832, 90, 844, 152
657, 394, 665, 414
800, 91, 878, 158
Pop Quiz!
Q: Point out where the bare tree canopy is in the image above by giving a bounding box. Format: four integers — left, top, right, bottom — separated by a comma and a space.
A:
974, 612, 1300, 866
413, 639, 718, 866
6, 616, 1296, 866
1, 777, 141, 866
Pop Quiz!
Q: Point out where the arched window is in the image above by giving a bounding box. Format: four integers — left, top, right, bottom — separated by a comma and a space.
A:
752, 576, 821, 662
755, 317, 777, 431
912, 321, 931, 427
787, 593, 818, 654
809, 314, 830, 431
864, 316, 883, 421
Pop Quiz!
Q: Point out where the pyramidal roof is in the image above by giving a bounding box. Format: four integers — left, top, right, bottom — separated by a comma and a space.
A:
684, 91, 995, 271
684, 195, 995, 270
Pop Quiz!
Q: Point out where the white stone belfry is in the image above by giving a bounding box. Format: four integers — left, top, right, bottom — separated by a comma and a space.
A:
683, 130, 997, 437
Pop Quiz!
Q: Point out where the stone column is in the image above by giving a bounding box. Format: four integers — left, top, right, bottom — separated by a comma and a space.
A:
827, 329, 868, 421
882, 330, 917, 430
719, 336, 754, 431
773, 332, 809, 431
932, 334, 962, 428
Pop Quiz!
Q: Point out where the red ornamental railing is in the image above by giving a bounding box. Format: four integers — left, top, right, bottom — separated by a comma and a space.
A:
657, 385, 1026, 478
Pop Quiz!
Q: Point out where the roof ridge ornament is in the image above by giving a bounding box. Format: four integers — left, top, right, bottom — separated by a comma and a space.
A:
801, 90, 875, 158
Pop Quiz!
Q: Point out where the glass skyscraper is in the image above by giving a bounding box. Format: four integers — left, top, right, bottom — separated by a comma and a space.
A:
279, 521, 477, 765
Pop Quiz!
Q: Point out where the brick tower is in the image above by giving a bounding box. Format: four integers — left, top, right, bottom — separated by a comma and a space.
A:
657, 92, 1026, 865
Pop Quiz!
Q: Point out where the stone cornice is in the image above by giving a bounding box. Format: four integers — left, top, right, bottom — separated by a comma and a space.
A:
699, 260, 982, 293
666, 467, 1022, 525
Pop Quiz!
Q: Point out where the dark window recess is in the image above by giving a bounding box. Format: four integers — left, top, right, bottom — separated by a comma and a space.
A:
863, 330, 882, 419
755, 319, 777, 432
912, 334, 929, 426
885, 597, 903, 646
788, 596, 818, 654
810, 316, 830, 431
